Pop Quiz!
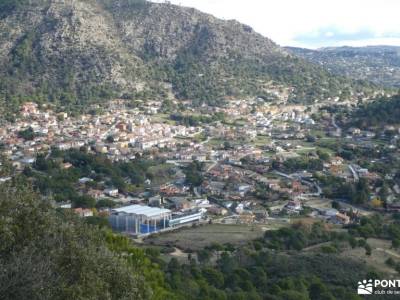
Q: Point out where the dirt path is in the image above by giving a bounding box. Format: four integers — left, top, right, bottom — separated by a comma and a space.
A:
170, 247, 188, 258
376, 248, 400, 259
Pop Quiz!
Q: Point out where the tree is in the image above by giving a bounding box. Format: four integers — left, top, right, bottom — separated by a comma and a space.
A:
370, 198, 382, 208
317, 150, 330, 161
331, 201, 341, 210
385, 258, 395, 267
306, 135, 316, 143
72, 195, 96, 208
379, 183, 389, 202
96, 198, 118, 209
352, 178, 370, 204
184, 161, 204, 187
0, 180, 150, 299
202, 267, 224, 288
392, 239, 400, 249
85, 216, 110, 228
349, 236, 357, 248
224, 141, 232, 150
365, 243, 372, 256
18, 127, 36, 140
33, 154, 51, 171
280, 290, 309, 300
197, 249, 211, 264
106, 135, 114, 143
309, 280, 334, 300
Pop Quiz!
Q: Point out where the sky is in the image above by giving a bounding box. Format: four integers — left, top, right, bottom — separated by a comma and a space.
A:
152, 0, 400, 49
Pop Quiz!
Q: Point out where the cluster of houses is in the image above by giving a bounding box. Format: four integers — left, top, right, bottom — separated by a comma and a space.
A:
281, 199, 352, 225
0, 102, 202, 169
2, 98, 399, 234
206, 100, 316, 142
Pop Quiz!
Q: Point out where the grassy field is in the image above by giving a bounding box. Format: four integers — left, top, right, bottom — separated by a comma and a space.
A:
147, 163, 176, 185
252, 135, 271, 147
295, 146, 317, 155
143, 223, 266, 251
191, 132, 207, 143
151, 113, 176, 125
207, 138, 226, 147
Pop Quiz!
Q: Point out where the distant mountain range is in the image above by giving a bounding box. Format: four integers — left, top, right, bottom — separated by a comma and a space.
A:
286, 46, 400, 88
0, 0, 374, 114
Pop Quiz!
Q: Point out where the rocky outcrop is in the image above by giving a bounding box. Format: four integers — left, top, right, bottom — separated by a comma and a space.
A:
0, 0, 371, 107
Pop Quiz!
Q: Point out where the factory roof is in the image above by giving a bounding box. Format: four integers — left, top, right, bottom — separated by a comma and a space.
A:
112, 205, 171, 218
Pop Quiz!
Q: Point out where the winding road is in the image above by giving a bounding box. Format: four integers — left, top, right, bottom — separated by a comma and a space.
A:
273, 170, 322, 197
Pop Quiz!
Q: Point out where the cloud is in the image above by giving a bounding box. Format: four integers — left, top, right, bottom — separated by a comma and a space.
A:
292, 27, 400, 48
153, 0, 400, 48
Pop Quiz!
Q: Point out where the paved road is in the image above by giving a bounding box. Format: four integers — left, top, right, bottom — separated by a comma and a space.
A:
206, 160, 218, 172
331, 198, 373, 215
348, 164, 359, 181
200, 136, 211, 145
273, 170, 322, 196
193, 187, 202, 198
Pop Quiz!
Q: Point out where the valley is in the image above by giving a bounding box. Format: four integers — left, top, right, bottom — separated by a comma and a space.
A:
1, 1, 400, 299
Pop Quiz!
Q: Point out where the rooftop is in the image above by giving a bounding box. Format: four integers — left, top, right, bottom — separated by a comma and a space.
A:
112, 205, 171, 218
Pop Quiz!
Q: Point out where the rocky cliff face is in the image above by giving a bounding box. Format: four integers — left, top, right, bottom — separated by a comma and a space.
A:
108, 2, 281, 60
0, 0, 141, 93
0, 0, 372, 111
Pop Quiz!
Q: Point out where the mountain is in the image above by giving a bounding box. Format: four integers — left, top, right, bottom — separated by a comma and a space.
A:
286, 45, 400, 88
0, 0, 373, 115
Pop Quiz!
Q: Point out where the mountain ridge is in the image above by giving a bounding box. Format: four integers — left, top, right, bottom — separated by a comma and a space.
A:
286, 45, 400, 88
0, 0, 374, 116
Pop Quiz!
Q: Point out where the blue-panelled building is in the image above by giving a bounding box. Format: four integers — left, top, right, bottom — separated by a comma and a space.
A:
109, 205, 203, 236
109, 205, 172, 235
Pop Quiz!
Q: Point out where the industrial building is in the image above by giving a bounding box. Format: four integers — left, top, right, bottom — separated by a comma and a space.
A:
169, 210, 203, 227
109, 205, 202, 236
109, 205, 172, 235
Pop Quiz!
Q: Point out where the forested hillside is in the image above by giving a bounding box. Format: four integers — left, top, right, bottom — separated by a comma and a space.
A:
0, 179, 174, 299
349, 94, 400, 128
0, 177, 391, 300
0, 0, 374, 116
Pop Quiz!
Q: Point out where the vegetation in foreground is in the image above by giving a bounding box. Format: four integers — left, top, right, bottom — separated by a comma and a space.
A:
2, 178, 399, 299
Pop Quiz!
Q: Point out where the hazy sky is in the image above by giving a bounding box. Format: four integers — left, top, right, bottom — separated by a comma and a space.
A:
153, 0, 400, 49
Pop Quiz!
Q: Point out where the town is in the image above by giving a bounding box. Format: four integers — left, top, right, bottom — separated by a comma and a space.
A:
1, 96, 399, 241
3, 0, 400, 298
